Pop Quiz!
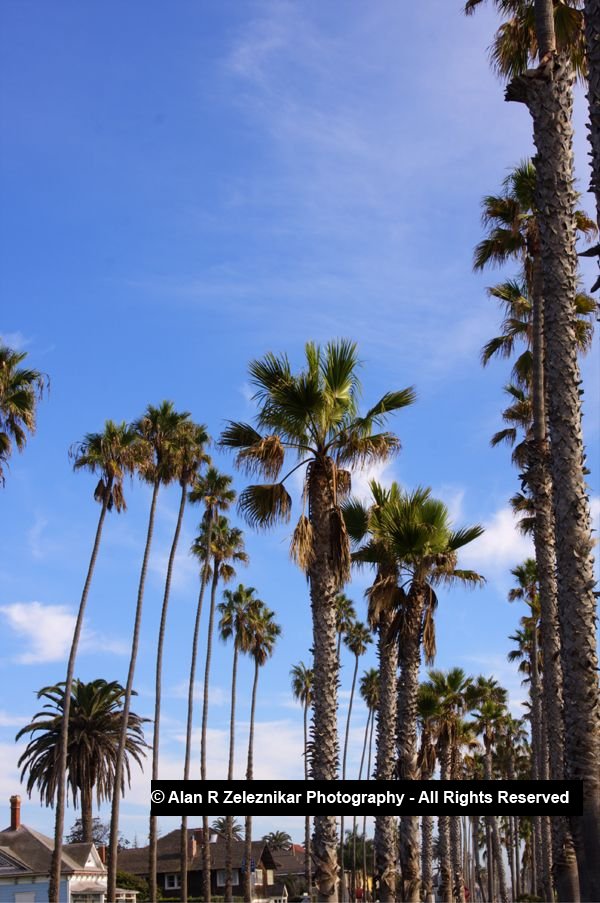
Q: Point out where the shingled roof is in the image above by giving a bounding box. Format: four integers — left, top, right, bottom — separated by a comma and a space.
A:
118, 830, 277, 876
0, 825, 105, 876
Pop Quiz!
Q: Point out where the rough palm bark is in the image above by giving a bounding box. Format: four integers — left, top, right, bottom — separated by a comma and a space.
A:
302, 694, 313, 899
419, 721, 436, 903
483, 739, 508, 903
180, 513, 213, 902
584, 0, 600, 290
308, 459, 341, 902
107, 478, 160, 903
397, 585, 424, 903
529, 622, 545, 900
374, 609, 398, 902
149, 482, 187, 903
437, 739, 453, 903
528, 256, 579, 902
48, 481, 111, 903
450, 747, 466, 903
507, 44, 600, 900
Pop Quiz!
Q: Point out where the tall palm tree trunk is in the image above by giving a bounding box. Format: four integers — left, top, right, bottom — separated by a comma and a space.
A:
472, 815, 485, 903
397, 588, 424, 903
303, 698, 313, 899
483, 742, 508, 903
507, 19, 600, 895
108, 478, 160, 903
48, 484, 111, 902
149, 483, 187, 903
421, 813, 434, 903
374, 612, 398, 902
201, 566, 220, 903
224, 640, 239, 903
584, 0, 600, 260
358, 709, 375, 900
450, 748, 466, 903
362, 712, 375, 900
529, 626, 546, 900
244, 659, 260, 903
81, 785, 94, 846
529, 256, 579, 901
180, 512, 213, 901
438, 741, 453, 903
339, 653, 359, 902
308, 461, 342, 902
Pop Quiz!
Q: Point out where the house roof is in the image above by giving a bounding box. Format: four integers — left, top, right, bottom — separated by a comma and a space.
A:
271, 847, 307, 876
118, 831, 277, 877
0, 825, 105, 877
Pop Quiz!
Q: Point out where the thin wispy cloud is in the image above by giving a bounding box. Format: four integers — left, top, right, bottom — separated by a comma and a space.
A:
0, 601, 129, 664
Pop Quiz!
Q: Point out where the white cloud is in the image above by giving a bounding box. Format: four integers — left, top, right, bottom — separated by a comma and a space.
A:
348, 459, 400, 504
0, 601, 128, 664
0, 331, 30, 350
460, 506, 533, 574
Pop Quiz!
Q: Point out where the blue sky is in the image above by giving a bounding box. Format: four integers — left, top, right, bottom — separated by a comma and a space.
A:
1, 0, 598, 846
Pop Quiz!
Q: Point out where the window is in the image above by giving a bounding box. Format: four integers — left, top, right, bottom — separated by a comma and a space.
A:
216, 869, 239, 887
165, 874, 180, 890
254, 868, 263, 885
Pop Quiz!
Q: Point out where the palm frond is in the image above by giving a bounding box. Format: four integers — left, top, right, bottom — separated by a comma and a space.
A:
333, 431, 400, 467
330, 505, 351, 587
238, 483, 292, 529
359, 388, 417, 427
290, 515, 314, 574
491, 427, 517, 448
447, 526, 485, 551
341, 497, 371, 544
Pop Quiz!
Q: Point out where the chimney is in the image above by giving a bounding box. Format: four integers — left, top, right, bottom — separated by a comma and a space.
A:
10, 795, 21, 830
98, 844, 107, 864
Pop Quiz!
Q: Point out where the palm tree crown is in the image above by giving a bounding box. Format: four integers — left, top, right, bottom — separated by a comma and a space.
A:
0, 343, 46, 485
17, 680, 147, 838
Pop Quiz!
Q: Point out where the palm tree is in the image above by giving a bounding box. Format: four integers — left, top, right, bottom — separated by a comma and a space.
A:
290, 660, 314, 897
243, 602, 281, 903
359, 668, 379, 897
263, 831, 293, 851
334, 593, 357, 663
212, 817, 243, 840
180, 467, 235, 902
343, 481, 402, 902
48, 421, 138, 903
424, 669, 474, 903
477, 159, 596, 901
469, 677, 510, 903
220, 339, 415, 901
507, 562, 552, 901
17, 680, 147, 843
468, 5, 600, 896
148, 419, 209, 902
220, 583, 260, 902
339, 621, 371, 901
417, 683, 439, 903
0, 343, 46, 485
107, 400, 187, 902
194, 515, 248, 903
347, 481, 484, 902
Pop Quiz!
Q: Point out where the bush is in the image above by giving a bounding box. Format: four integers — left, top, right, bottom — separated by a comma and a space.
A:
116, 870, 155, 902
